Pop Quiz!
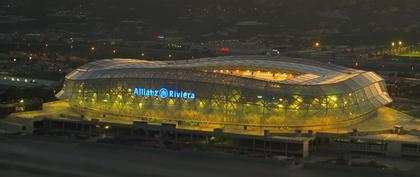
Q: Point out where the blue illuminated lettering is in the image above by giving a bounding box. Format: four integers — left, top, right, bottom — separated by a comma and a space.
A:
133, 87, 196, 100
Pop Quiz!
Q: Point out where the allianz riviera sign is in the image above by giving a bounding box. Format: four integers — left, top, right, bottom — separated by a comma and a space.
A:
133, 87, 196, 100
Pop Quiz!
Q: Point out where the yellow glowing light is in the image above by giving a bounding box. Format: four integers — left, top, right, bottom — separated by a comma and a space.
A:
295, 97, 303, 102
169, 99, 175, 105
198, 101, 204, 108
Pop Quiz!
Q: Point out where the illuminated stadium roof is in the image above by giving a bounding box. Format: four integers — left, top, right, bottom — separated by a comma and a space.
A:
66, 55, 369, 85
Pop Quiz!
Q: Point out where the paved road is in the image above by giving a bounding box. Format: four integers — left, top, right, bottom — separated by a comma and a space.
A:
0, 135, 418, 177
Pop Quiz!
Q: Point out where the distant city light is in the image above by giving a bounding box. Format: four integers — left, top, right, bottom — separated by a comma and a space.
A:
220, 47, 230, 52
155, 35, 165, 40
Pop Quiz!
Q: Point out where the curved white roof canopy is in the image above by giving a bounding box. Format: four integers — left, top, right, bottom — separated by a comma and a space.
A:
66, 55, 367, 85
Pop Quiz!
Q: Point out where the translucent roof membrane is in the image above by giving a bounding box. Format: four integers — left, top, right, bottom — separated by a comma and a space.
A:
66, 55, 365, 86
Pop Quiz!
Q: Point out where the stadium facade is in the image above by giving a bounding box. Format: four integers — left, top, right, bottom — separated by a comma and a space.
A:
57, 56, 392, 129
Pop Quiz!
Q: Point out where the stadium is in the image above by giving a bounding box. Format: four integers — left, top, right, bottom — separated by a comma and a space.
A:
56, 55, 392, 130
57, 56, 392, 131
